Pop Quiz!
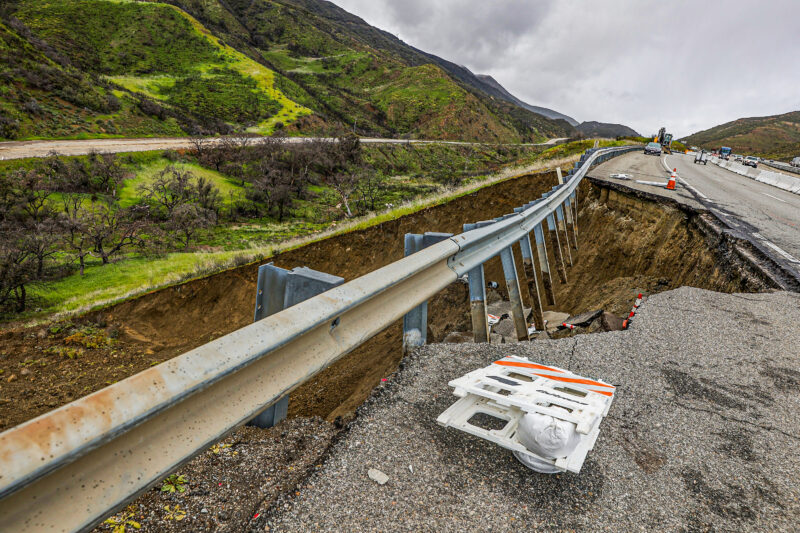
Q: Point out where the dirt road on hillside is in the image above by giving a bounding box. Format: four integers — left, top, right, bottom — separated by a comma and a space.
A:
0, 136, 568, 160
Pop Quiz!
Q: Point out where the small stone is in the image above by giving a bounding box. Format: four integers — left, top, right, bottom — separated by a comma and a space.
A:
37, 329, 47, 339
20, 368, 31, 376
201, 508, 208, 514
7, 374, 17, 383
368, 468, 389, 485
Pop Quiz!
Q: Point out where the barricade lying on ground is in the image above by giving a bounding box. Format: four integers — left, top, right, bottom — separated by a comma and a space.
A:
437, 355, 615, 474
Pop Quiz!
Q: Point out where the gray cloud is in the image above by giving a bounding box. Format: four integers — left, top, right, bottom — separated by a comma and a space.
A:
331, 0, 800, 137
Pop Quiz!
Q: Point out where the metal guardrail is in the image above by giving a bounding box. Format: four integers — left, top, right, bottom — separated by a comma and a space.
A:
0, 144, 639, 532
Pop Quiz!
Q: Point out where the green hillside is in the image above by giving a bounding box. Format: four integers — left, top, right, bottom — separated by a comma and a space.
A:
10, 0, 309, 137
682, 111, 800, 161
0, 0, 575, 142
0, 16, 181, 139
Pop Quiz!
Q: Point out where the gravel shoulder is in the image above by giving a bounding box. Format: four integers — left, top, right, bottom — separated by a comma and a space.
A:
264, 287, 800, 532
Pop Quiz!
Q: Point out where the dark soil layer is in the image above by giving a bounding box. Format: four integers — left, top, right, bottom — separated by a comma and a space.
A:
0, 171, 771, 431
94, 417, 338, 533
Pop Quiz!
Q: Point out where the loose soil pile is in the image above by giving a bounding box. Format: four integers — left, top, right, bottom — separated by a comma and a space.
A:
0, 170, 772, 431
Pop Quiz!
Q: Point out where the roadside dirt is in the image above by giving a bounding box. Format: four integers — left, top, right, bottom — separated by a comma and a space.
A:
0, 170, 773, 431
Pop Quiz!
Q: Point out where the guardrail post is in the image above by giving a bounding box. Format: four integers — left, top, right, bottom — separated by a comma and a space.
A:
544, 207, 568, 284
518, 233, 545, 331
555, 203, 573, 266
250, 264, 344, 428
499, 246, 530, 341
564, 196, 579, 250
403, 232, 454, 352
533, 223, 556, 306
571, 191, 579, 242
464, 223, 491, 343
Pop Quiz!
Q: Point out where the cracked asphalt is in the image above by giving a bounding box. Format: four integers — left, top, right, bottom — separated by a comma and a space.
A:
264, 287, 800, 532
591, 151, 800, 282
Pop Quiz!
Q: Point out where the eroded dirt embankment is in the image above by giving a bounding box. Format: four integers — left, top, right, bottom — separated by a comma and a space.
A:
0, 171, 773, 430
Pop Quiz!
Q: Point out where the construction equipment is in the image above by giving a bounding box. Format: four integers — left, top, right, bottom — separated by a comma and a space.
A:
437, 355, 615, 474
656, 127, 673, 154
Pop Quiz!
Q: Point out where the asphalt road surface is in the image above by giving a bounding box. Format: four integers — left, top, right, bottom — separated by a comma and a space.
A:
264, 288, 800, 532
0, 136, 568, 160
591, 150, 800, 279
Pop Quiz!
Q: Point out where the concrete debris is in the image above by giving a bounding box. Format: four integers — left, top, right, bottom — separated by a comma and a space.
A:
564, 309, 603, 328
542, 311, 570, 331
367, 468, 389, 485
489, 333, 505, 345
487, 300, 512, 316
491, 318, 518, 341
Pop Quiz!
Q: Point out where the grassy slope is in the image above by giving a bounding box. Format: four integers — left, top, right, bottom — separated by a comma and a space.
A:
0, 19, 181, 139
12, 0, 309, 137
12, 140, 624, 323
273, 0, 574, 139
117, 159, 246, 208
682, 111, 800, 161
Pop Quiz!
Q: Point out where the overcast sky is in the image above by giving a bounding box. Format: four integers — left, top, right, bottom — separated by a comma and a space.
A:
331, 0, 799, 138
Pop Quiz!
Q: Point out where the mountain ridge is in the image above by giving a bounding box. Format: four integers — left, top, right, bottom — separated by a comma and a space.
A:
475, 74, 579, 126
576, 121, 639, 138
682, 110, 800, 161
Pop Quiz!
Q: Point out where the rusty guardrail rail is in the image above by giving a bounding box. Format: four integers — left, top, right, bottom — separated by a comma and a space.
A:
0, 145, 638, 532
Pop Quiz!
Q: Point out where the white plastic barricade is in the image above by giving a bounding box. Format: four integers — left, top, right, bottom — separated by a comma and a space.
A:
437, 356, 615, 474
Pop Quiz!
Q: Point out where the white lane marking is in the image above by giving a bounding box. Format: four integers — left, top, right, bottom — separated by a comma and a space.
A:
752, 232, 800, 264
761, 192, 788, 204
667, 156, 799, 266
664, 155, 709, 199
678, 178, 709, 200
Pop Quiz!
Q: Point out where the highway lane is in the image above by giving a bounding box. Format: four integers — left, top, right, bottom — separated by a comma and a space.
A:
0, 136, 568, 160
591, 150, 800, 279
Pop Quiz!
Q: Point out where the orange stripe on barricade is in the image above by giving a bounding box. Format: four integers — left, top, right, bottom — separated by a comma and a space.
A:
531, 373, 615, 389
494, 360, 563, 373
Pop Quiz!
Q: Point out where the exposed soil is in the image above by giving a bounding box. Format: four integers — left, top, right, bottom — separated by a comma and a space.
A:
93, 417, 338, 533
0, 170, 774, 431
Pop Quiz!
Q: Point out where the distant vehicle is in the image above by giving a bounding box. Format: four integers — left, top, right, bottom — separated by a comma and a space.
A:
644, 142, 662, 156
719, 146, 732, 160
792, 157, 800, 168
734, 154, 743, 162
694, 150, 708, 165
743, 156, 758, 168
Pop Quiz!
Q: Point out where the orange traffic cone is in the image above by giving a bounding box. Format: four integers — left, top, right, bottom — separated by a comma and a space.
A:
666, 168, 677, 190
